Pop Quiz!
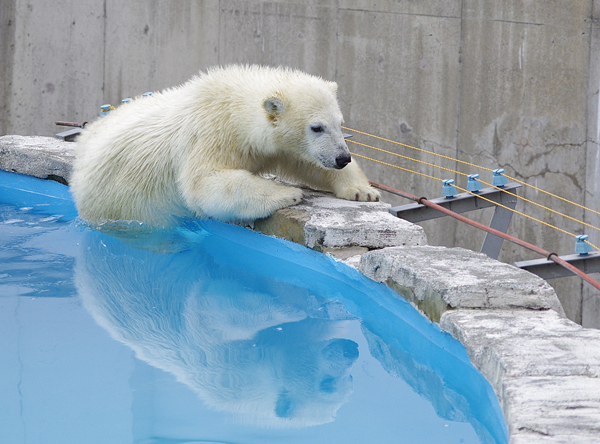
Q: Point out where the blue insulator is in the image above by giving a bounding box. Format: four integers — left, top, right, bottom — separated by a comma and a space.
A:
492, 168, 508, 187
143, 92, 153, 98
122, 98, 131, 104
442, 179, 457, 198
100, 104, 114, 117
575, 234, 592, 256
467, 174, 482, 193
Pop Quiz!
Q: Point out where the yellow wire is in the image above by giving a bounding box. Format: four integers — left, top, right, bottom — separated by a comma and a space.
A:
501, 174, 600, 218
344, 126, 491, 173
351, 152, 444, 183
352, 151, 600, 252
451, 183, 600, 252
349, 138, 600, 235
349, 140, 471, 179
476, 178, 600, 235
344, 126, 600, 218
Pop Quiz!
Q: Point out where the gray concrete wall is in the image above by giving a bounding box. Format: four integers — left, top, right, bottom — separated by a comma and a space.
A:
1, 0, 599, 326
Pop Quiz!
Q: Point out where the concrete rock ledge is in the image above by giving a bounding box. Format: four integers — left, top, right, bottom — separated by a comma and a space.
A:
441, 310, 600, 443
255, 193, 428, 257
359, 246, 565, 322
2, 135, 600, 444
0, 135, 74, 184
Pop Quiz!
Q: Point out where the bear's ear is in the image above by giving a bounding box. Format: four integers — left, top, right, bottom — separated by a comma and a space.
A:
263, 97, 286, 122
326, 81, 338, 95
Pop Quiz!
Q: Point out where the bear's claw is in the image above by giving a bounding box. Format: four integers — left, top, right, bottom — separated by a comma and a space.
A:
336, 185, 381, 203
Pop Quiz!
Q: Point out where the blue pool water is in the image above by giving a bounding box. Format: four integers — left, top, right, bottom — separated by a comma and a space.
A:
0, 171, 508, 444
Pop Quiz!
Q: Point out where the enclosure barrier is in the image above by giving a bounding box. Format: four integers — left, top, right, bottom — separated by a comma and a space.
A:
369, 181, 600, 292
344, 126, 600, 251
342, 126, 600, 292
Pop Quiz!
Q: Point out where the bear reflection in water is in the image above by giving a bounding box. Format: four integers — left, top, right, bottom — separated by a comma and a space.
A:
75, 225, 359, 428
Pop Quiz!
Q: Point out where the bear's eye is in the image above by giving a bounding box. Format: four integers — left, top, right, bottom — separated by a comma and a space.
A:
310, 124, 325, 134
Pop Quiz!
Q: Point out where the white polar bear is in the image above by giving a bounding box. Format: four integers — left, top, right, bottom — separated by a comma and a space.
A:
71, 65, 380, 227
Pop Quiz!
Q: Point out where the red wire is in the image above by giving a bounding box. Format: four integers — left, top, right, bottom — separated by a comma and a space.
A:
370, 181, 600, 292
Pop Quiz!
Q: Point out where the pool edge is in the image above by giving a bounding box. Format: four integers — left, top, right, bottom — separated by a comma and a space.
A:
3, 134, 600, 443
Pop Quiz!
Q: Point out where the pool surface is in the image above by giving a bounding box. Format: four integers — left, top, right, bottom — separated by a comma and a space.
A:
0, 171, 508, 444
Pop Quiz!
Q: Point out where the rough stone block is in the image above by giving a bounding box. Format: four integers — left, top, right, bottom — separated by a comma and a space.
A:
440, 310, 600, 381
255, 192, 428, 252
0, 135, 75, 184
441, 309, 600, 443
504, 375, 600, 441
510, 433, 600, 444
358, 245, 564, 321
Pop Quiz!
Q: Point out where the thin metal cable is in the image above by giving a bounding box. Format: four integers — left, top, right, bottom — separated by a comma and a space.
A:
344, 126, 600, 218
352, 151, 600, 252
344, 126, 491, 172
501, 174, 600, 218
352, 152, 444, 183
475, 177, 600, 235
347, 133, 600, 235
349, 139, 471, 179
370, 181, 600, 291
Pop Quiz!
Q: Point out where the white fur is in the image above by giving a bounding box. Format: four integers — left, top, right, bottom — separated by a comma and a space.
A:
71, 65, 380, 226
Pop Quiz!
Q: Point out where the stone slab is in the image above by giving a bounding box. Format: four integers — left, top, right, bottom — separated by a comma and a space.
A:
358, 245, 564, 321
0, 135, 75, 184
255, 192, 428, 252
441, 309, 600, 443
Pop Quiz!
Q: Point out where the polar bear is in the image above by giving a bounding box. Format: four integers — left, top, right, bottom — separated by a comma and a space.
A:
71, 65, 380, 227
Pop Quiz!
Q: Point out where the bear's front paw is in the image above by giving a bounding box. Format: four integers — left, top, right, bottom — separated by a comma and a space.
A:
270, 186, 304, 211
281, 187, 304, 206
335, 185, 381, 202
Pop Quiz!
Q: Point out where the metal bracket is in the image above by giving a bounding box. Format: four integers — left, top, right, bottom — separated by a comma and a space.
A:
515, 251, 600, 280
55, 128, 81, 141
389, 182, 522, 259
55, 121, 87, 142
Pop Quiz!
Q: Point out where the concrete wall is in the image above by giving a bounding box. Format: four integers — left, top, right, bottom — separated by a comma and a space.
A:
1, 0, 599, 326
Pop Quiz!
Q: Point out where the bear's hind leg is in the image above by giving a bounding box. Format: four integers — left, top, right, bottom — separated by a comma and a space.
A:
183, 169, 304, 222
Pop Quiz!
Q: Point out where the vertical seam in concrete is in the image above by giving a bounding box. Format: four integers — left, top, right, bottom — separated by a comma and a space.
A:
594, 0, 600, 246
217, 0, 222, 65
585, 0, 592, 205
102, 0, 107, 101
455, 0, 464, 160
0, 0, 16, 135
574, 0, 595, 328
334, 0, 340, 82
449, 0, 466, 249
587, 0, 600, 248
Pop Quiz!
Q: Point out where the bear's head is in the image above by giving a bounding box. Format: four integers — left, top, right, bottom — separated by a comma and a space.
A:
263, 79, 352, 170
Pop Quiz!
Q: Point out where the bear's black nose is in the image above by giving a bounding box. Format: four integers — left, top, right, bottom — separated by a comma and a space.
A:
335, 153, 352, 169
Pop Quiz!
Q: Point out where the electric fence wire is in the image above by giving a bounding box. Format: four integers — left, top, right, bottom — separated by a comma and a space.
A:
343, 126, 600, 252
